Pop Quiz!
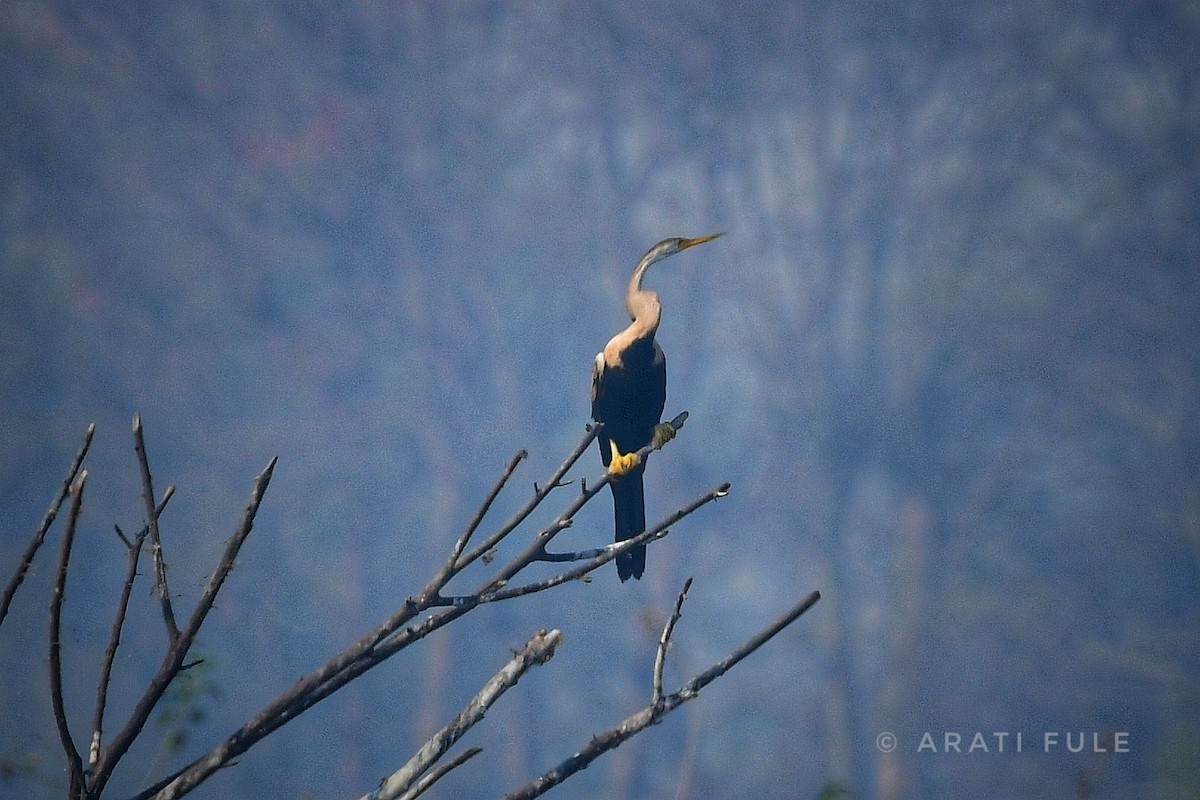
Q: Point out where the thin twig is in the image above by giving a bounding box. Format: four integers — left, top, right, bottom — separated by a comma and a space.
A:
49, 470, 87, 795
680, 590, 822, 695
132, 413, 179, 643
398, 746, 482, 800
502, 589, 821, 800
653, 578, 692, 706
1, 422, 94, 628
456, 425, 598, 570
141, 429, 601, 800
95, 484, 175, 759
142, 418, 698, 800
465, 483, 730, 605
430, 449, 527, 591
363, 629, 562, 800
471, 415, 692, 600
94, 456, 277, 798
90, 514, 155, 769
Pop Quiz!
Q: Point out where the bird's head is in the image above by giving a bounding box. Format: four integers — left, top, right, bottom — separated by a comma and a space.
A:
646, 232, 725, 266
623, 232, 724, 324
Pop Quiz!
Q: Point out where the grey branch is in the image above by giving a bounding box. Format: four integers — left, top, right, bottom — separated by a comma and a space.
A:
455, 427, 598, 570
129, 415, 737, 800
363, 629, 562, 800
653, 578, 692, 706
502, 589, 822, 800
431, 449, 527, 591
398, 746, 482, 800
467, 483, 730, 604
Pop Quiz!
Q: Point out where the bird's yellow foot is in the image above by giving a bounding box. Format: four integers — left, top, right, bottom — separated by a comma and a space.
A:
651, 422, 676, 450
608, 441, 641, 476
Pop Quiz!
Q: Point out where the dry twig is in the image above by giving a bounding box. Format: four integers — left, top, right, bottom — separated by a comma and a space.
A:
49, 470, 88, 797
363, 629, 562, 800
502, 589, 822, 800
654, 578, 692, 706
144, 417, 705, 800
133, 413, 180, 643
19, 411, 808, 800
1, 422, 94, 627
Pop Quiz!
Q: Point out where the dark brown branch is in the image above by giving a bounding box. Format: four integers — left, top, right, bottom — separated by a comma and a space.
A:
90, 514, 156, 769
467, 483, 730, 605
95, 484, 175, 765
455, 425, 598, 570
429, 449, 527, 591
363, 629, 562, 800
133, 413, 180, 643
399, 746, 482, 800
49, 470, 87, 795
93, 455, 277, 798
653, 578, 692, 706
143, 418, 694, 800
468, 414, 692, 601
502, 589, 822, 800
1, 422, 94, 628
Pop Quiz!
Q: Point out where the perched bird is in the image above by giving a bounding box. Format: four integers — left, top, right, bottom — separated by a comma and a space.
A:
591, 233, 723, 581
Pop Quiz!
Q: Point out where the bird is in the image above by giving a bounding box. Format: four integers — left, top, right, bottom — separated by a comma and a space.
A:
591, 233, 724, 581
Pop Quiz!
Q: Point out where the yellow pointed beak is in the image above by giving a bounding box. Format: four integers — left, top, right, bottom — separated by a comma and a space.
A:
678, 232, 725, 250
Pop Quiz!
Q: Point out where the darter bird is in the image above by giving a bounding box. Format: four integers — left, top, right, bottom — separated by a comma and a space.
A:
591, 233, 723, 581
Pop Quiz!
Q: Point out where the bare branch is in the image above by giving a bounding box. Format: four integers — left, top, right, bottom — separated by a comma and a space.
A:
49, 470, 87, 794
94, 455, 277, 798
91, 520, 152, 769
1, 422, 94, 628
430, 449, 527, 591
363, 629, 562, 800
398, 746, 482, 800
142, 418, 700, 800
502, 589, 822, 800
179, 456, 277, 647
455, 425, 598, 570
95, 484, 175, 765
659, 411, 689, 444
679, 590, 822, 695
653, 578, 692, 706
133, 413, 180, 643
472, 483, 731, 604
467, 419, 693, 599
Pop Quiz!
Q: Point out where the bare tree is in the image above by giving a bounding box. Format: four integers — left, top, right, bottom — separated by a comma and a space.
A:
3, 414, 819, 800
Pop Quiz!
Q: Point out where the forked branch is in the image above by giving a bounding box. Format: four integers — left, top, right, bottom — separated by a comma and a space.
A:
502, 589, 822, 800
18, 413, 811, 800
363, 629, 562, 800
143, 418, 704, 800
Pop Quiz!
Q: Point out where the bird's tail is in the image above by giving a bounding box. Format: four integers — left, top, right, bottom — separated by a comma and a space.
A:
611, 469, 647, 581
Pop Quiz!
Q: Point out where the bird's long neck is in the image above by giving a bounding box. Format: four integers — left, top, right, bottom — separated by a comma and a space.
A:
602, 253, 662, 367
624, 254, 662, 338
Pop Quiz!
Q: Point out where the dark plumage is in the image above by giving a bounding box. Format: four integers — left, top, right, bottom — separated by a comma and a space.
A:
591, 234, 722, 580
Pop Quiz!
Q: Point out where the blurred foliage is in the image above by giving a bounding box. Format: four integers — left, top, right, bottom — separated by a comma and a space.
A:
155, 652, 223, 755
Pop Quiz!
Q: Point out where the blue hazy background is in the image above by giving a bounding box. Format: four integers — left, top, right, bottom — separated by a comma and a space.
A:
2, 2, 1198, 799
